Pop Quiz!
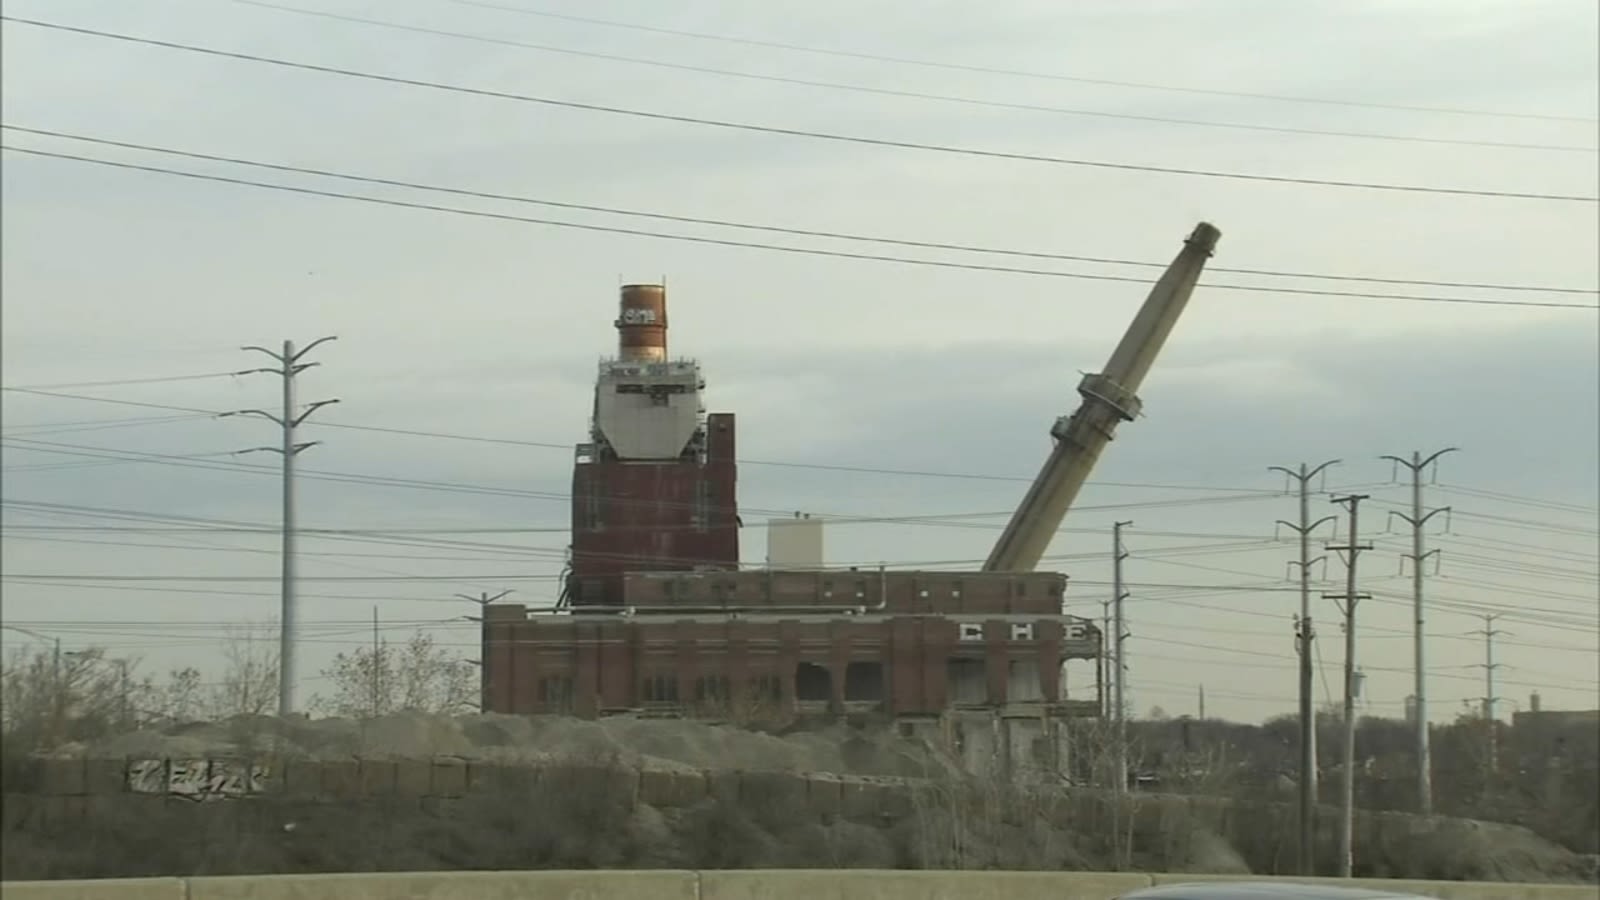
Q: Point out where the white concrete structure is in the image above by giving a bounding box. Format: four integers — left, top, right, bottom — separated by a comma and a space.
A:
766, 514, 823, 569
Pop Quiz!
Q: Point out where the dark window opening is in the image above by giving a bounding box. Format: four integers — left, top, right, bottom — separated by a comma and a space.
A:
946, 657, 988, 706
581, 485, 602, 531
692, 479, 710, 531
843, 661, 885, 702
641, 674, 679, 704
1008, 659, 1044, 703
794, 662, 833, 702
749, 674, 783, 704
537, 676, 574, 711
694, 675, 730, 704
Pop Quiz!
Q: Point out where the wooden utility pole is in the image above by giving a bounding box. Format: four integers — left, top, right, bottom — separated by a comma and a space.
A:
1271, 459, 1340, 875
1325, 493, 1372, 879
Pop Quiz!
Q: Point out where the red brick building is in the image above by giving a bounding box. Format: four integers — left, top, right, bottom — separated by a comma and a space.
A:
484, 283, 1102, 737
485, 570, 1101, 721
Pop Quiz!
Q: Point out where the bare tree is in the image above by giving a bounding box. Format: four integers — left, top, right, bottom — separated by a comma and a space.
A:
1, 645, 148, 753
206, 622, 280, 719
153, 666, 206, 723
310, 630, 475, 718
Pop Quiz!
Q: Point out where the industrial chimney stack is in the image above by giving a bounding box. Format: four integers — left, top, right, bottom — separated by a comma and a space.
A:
616, 283, 668, 363
567, 280, 740, 608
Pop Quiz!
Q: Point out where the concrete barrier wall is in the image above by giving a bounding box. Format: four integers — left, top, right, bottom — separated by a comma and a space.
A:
0, 878, 186, 900
11, 755, 914, 820
4, 871, 1597, 900
1146, 873, 1597, 900
699, 870, 1152, 900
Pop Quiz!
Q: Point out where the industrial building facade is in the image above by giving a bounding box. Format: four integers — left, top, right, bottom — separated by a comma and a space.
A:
485, 570, 1102, 720
483, 282, 1105, 776
562, 283, 741, 609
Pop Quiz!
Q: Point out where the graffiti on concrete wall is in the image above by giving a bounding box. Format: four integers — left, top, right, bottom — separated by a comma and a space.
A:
127, 758, 271, 800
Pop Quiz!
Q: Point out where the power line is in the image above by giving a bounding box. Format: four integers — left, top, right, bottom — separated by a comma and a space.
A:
0, 413, 215, 438
4, 16, 1595, 204
436, 0, 1600, 125
1433, 482, 1599, 515
232, 1, 1597, 155
9, 125, 1595, 298
0, 439, 1283, 525
0, 386, 1294, 491
3, 449, 239, 473
0, 371, 245, 390
5, 145, 1594, 313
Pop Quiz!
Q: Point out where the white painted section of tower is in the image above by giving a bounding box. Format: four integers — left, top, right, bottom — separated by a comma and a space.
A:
766, 515, 824, 569
591, 358, 706, 460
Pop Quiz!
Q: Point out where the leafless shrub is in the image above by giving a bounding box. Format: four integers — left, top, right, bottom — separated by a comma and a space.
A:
1, 644, 150, 755
308, 630, 475, 719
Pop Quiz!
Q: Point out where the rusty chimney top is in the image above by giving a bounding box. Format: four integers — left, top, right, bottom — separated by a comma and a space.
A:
616, 283, 668, 363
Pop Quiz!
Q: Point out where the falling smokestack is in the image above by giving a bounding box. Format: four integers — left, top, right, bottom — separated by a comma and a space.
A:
617, 284, 668, 363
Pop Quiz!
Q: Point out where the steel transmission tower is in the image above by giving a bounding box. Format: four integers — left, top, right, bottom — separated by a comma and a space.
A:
1111, 520, 1132, 795
1325, 493, 1372, 879
458, 590, 514, 712
1470, 613, 1505, 781
228, 337, 340, 717
1380, 447, 1456, 815
1270, 459, 1340, 875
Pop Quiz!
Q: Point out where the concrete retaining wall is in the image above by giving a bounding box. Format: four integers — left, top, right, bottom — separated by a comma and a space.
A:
3, 871, 1595, 900
9, 755, 913, 820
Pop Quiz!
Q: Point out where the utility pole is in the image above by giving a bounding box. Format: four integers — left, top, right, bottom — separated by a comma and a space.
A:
1270, 459, 1340, 876
457, 590, 513, 712
1380, 447, 1456, 816
1112, 520, 1132, 795
371, 605, 381, 718
1197, 684, 1205, 720
1324, 493, 1371, 880
227, 337, 340, 718
117, 658, 131, 729
1470, 614, 1505, 783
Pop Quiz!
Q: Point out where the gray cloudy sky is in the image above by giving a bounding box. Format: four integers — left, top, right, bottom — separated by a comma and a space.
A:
2, 0, 1597, 723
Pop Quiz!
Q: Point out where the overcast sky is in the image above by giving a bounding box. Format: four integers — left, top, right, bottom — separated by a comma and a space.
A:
2, 0, 1596, 724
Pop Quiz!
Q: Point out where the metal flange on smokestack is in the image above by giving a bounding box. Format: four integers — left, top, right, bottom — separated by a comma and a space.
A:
617, 284, 668, 362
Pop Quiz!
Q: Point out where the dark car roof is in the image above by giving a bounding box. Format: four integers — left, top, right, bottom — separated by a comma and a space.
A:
1120, 882, 1429, 900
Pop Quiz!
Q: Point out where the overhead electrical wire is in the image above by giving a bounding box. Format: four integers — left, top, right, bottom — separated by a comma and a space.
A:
0, 371, 247, 391
4, 16, 1596, 203
3, 501, 1585, 630
7, 125, 1595, 299
0, 438, 1285, 526
1, 412, 217, 438
13, 613, 1588, 658
0, 386, 1296, 492
5, 145, 1595, 312
1137, 635, 1580, 693
1433, 482, 1599, 515
231, 1, 1597, 155
436, 0, 1600, 125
